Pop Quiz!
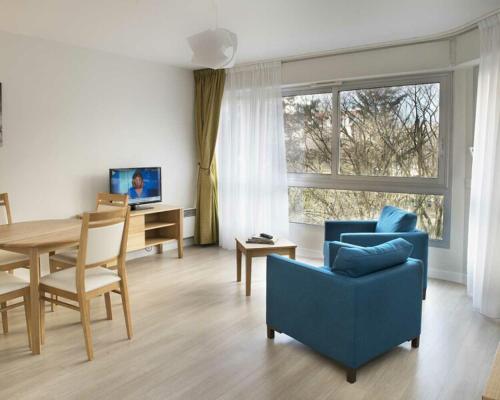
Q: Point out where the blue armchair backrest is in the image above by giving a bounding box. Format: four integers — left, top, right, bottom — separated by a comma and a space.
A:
375, 206, 417, 233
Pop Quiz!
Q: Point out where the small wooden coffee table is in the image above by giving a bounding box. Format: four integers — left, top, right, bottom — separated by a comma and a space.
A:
235, 238, 297, 296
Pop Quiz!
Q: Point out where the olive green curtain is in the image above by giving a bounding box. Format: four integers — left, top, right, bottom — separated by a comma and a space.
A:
194, 68, 226, 245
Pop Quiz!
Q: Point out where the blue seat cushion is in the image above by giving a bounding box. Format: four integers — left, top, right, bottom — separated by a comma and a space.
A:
333, 238, 414, 277
375, 206, 417, 233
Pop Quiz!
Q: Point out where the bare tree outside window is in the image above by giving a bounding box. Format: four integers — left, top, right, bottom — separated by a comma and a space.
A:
339, 84, 440, 177
289, 187, 444, 240
283, 80, 447, 241
284, 93, 332, 173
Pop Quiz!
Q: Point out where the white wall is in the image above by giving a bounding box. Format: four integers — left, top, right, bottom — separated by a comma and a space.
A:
284, 31, 479, 284
0, 30, 196, 222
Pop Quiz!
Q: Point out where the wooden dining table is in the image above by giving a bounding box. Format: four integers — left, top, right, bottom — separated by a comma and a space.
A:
0, 219, 81, 354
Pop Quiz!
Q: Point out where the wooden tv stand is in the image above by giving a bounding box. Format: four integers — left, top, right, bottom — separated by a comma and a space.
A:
127, 204, 183, 258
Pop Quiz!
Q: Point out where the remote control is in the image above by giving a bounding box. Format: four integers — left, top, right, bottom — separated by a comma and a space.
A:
260, 233, 273, 239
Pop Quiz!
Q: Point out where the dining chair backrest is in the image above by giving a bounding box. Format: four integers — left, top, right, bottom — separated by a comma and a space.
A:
95, 193, 129, 212
76, 208, 130, 293
0, 193, 13, 225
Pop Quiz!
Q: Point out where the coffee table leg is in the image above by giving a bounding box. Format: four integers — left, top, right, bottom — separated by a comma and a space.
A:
236, 247, 242, 282
246, 255, 252, 296
29, 248, 41, 355
290, 247, 296, 260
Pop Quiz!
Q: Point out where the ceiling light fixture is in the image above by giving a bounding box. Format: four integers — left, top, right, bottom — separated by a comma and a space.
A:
187, 0, 238, 69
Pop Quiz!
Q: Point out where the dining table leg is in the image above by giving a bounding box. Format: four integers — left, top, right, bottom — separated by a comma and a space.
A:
29, 248, 41, 355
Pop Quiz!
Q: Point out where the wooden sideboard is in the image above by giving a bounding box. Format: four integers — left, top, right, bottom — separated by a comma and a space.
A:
128, 204, 183, 258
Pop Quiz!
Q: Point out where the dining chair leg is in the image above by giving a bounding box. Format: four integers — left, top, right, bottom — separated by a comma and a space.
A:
119, 281, 133, 340
1, 302, 8, 334
23, 294, 32, 350
104, 293, 112, 320
40, 292, 45, 345
80, 299, 94, 361
49, 260, 56, 312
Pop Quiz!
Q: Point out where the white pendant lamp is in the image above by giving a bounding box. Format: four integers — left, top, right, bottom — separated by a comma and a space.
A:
187, 1, 238, 69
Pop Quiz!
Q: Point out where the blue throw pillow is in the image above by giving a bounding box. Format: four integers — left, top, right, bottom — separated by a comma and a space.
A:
333, 238, 414, 277
324, 241, 361, 269
375, 206, 417, 233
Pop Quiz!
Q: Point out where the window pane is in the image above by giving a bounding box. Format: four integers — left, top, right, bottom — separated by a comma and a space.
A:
339, 83, 440, 178
289, 187, 444, 240
283, 93, 332, 174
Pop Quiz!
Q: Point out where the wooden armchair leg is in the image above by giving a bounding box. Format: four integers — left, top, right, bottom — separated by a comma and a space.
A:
1, 302, 8, 334
267, 326, 275, 339
411, 336, 420, 348
346, 368, 357, 383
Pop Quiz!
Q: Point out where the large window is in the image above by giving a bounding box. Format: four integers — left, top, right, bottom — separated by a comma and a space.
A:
284, 93, 333, 174
284, 74, 452, 244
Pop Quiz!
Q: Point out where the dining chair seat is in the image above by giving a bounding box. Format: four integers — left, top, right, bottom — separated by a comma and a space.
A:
40, 267, 121, 294
0, 250, 29, 268
0, 272, 29, 295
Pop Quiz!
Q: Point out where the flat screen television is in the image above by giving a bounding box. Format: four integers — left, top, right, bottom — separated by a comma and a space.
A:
109, 167, 162, 209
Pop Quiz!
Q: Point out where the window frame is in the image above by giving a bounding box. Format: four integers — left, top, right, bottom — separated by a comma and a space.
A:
283, 72, 453, 248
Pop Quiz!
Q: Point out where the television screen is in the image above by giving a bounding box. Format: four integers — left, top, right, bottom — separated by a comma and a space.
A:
109, 167, 162, 206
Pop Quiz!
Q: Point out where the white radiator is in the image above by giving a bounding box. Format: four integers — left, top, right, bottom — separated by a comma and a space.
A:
183, 208, 195, 238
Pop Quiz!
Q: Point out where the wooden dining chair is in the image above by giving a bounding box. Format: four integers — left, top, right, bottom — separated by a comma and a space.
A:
95, 192, 129, 212
0, 193, 30, 273
49, 193, 128, 273
0, 272, 31, 348
0, 193, 30, 333
48, 193, 128, 311
39, 208, 132, 360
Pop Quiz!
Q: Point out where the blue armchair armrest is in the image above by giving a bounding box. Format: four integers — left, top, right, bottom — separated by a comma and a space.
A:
340, 231, 429, 290
266, 254, 423, 370
324, 220, 377, 241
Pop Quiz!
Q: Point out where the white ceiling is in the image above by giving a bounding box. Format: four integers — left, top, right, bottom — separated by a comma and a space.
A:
0, 0, 499, 68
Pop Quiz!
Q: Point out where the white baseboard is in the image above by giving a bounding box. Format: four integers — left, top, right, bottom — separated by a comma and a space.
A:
297, 247, 323, 260
297, 247, 466, 285
428, 268, 466, 284
126, 237, 194, 261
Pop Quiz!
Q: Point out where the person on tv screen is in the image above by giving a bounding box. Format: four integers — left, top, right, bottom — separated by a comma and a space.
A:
128, 170, 152, 199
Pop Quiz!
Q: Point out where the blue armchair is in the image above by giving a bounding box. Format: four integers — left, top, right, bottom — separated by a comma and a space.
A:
266, 253, 423, 383
324, 207, 429, 299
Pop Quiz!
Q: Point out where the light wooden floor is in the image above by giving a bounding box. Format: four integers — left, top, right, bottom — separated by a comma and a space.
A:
1, 246, 499, 400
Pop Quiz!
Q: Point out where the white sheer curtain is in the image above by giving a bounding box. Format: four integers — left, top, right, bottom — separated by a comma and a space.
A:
217, 61, 289, 250
467, 14, 500, 318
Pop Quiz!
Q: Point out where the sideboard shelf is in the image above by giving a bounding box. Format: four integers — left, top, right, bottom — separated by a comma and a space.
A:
144, 221, 176, 231
128, 204, 183, 258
